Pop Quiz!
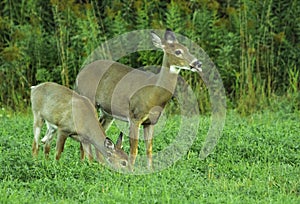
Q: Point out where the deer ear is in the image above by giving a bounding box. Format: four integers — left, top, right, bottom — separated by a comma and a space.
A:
104, 137, 115, 150
150, 31, 163, 48
164, 28, 177, 44
116, 132, 123, 149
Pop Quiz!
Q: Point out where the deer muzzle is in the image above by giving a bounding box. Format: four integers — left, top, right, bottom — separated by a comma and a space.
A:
190, 59, 202, 72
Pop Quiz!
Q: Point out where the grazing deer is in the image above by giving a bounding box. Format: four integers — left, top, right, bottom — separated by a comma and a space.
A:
76, 29, 202, 169
31, 82, 129, 171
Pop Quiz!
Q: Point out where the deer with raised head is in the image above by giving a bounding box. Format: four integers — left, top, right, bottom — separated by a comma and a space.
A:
31, 82, 129, 171
76, 29, 202, 169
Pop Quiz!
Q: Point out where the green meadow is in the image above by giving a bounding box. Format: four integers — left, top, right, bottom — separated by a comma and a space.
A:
0, 108, 299, 203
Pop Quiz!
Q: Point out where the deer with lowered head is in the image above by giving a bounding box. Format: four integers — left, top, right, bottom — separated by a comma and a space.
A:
76, 29, 202, 169
31, 82, 129, 171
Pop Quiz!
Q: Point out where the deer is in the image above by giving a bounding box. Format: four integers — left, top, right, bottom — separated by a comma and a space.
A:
75, 29, 202, 169
31, 82, 129, 171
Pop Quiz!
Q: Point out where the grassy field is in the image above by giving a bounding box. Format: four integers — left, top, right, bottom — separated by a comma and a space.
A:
0, 108, 299, 203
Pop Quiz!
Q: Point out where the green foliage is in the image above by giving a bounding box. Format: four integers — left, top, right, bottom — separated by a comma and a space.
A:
0, 0, 299, 113
0, 110, 299, 203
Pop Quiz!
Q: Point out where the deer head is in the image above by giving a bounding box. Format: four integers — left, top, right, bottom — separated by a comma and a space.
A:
150, 29, 202, 73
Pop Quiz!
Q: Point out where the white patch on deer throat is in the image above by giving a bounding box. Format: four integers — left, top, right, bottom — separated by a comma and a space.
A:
170, 65, 181, 74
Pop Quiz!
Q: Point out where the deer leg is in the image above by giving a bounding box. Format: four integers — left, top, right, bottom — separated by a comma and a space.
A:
32, 113, 43, 157
81, 143, 93, 162
80, 143, 85, 161
55, 130, 68, 160
129, 122, 140, 167
42, 121, 57, 159
95, 148, 106, 164
143, 124, 154, 170
99, 114, 114, 131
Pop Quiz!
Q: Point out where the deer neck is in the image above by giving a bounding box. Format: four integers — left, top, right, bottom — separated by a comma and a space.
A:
77, 110, 106, 149
137, 53, 179, 112
155, 53, 179, 94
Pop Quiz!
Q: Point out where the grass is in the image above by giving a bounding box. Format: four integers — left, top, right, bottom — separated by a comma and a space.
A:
0, 108, 299, 203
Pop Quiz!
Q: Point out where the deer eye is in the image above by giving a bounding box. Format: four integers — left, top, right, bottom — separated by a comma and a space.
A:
120, 160, 128, 167
174, 49, 182, 56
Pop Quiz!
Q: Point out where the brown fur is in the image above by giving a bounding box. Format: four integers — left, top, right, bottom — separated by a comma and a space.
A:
31, 82, 129, 171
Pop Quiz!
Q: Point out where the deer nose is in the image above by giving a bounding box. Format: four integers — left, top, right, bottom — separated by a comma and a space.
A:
190, 59, 202, 72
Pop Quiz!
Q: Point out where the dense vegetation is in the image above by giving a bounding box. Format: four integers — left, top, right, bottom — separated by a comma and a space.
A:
0, 0, 299, 113
0, 110, 299, 203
